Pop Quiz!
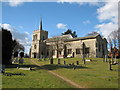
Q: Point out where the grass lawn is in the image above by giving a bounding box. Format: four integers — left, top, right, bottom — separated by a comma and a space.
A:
2, 58, 74, 88
31, 57, 119, 88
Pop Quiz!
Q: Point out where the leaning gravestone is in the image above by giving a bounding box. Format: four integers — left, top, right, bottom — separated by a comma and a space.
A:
64, 60, 66, 65
58, 59, 60, 64
50, 58, 53, 64
76, 61, 79, 65
108, 60, 112, 70
19, 58, 24, 64
19, 52, 24, 64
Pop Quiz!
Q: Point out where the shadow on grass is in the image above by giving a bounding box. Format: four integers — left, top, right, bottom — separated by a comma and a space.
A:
5, 64, 89, 71
3, 72, 26, 76
36, 64, 90, 70
5, 64, 39, 68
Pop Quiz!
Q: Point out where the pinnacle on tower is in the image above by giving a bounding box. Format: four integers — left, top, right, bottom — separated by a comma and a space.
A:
39, 18, 42, 30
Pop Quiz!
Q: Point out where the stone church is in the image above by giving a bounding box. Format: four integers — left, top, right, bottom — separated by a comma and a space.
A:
30, 19, 108, 59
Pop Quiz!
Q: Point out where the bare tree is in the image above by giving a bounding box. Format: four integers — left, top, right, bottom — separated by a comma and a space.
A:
12, 40, 24, 55
118, 28, 120, 50
46, 35, 71, 58
107, 29, 120, 58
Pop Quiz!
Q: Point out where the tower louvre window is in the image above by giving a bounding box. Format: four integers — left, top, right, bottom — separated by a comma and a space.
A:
34, 45, 37, 49
33, 34, 37, 41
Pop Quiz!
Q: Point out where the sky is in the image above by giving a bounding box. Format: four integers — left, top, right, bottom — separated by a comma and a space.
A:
1, 0, 119, 54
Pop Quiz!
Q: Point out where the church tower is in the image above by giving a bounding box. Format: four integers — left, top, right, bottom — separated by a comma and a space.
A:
30, 18, 48, 58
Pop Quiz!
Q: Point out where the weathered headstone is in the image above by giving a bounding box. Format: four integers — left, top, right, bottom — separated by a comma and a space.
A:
72, 63, 74, 66
44, 58, 46, 61
19, 58, 24, 64
64, 60, 66, 64
108, 60, 112, 70
102, 56, 104, 62
2, 65, 5, 73
105, 55, 107, 62
50, 58, 53, 64
58, 59, 60, 64
83, 59, 86, 64
76, 61, 79, 65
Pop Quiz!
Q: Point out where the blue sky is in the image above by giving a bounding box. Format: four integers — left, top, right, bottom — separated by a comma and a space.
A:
2, 2, 100, 37
1, 1, 118, 53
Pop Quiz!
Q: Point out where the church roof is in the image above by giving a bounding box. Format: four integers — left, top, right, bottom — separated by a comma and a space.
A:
44, 34, 101, 43
44, 34, 73, 42
64, 34, 100, 42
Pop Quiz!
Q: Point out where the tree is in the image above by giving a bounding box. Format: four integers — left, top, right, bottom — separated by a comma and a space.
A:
118, 28, 120, 50
108, 30, 120, 49
12, 39, 24, 55
1, 28, 25, 65
62, 29, 77, 38
46, 36, 70, 58
1, 28, 13, 65
20, 52, 24, 58
107, 29, 120, 58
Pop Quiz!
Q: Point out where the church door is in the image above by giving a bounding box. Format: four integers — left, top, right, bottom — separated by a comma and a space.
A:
34, 53, 36, 58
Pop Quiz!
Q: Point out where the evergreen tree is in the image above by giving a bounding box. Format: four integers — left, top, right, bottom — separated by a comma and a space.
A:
62, 29, 77, 38
1, 28, 13, 65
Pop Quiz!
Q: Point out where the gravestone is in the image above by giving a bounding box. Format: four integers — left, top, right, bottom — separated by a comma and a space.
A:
76, 61, 79, 65
105, 55, 107, 62
50, 58, 53, 64
64, 60, 66, 64
1, 65, 5, 73
83, 59, 86, 64
108, 60, 112, 70
44, 58, 46, 61
15, 57, 19, 63
58, 59, 60, 64
19, 58, 24, 64
72, 63, 74, 66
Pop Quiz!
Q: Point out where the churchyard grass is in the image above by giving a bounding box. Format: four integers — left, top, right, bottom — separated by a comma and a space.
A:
32, 57, 119, 88
2, 58, 74, 88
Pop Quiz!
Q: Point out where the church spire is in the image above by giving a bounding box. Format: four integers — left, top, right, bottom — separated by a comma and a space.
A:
39, 18, 42, 30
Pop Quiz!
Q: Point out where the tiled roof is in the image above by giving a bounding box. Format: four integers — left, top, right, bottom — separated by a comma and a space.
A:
44, 34, 100, 42
64, 34, 100, 42
44, 34, 73, 42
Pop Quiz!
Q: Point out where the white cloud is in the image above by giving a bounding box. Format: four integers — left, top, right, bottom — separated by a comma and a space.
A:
1, 23, 31, 54
57, 0, 119, 6
95, 22, 118, 38
97, 2, 118, 23
56, 23, 67, 29
95, 1, 118, 39
4, 0, 33, 7
57, 0, 101, 6
83, 20, 91, 24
